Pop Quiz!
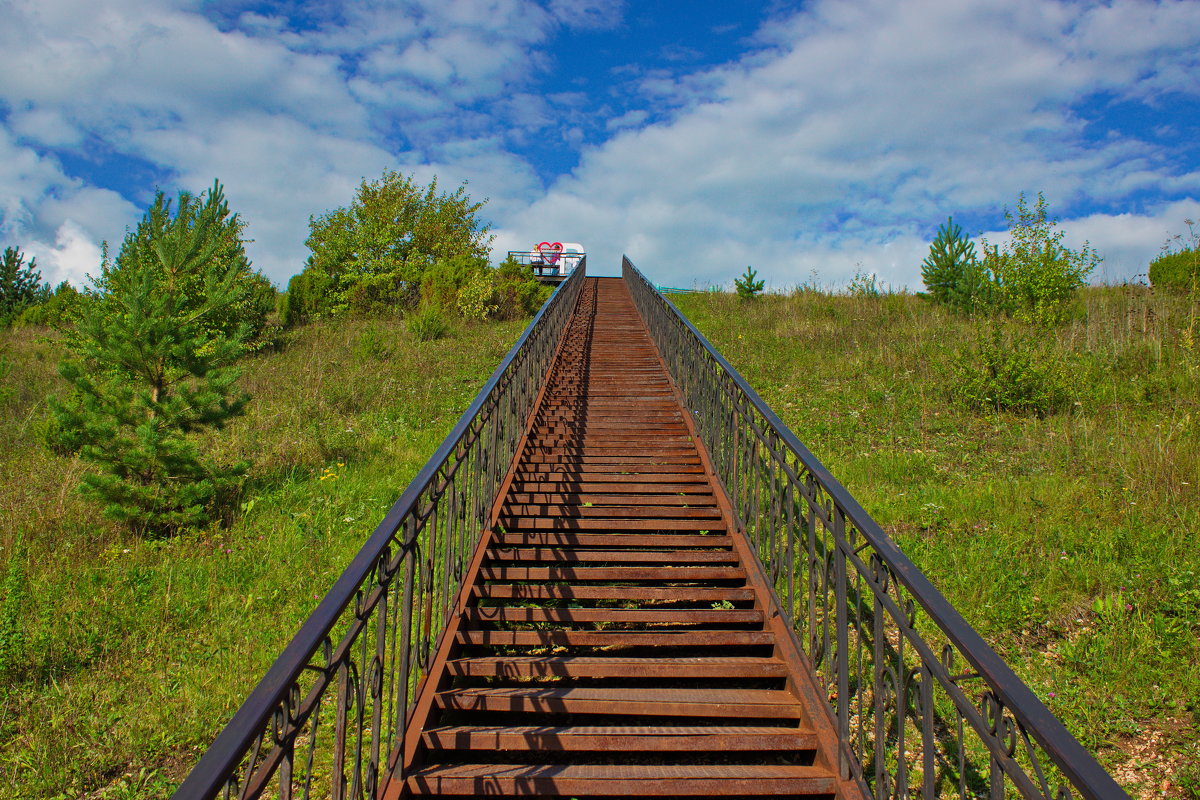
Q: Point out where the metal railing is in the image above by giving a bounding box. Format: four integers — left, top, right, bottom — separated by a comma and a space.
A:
622, 256, 1128, 800
173, 264, 585, 800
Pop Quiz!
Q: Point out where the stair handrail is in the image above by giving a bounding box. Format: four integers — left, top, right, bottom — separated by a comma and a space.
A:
622, 256, 1128, 800
172, 264, 585, 800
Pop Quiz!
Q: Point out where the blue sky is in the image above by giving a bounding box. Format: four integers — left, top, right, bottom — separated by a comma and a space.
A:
1, 0, 1198, 290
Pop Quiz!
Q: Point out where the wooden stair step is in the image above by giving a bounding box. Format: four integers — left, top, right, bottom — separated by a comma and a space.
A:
486, 549, 737, 564
406, 764, 836, 796
492, 532, 731, 548
457, 629, 774, 647
465, 607, 763, 624
444, 656, 787, 678
499, 518, 726, 531
474, 585, 755, 603
479, 565, 745, 581
503, 493, 717, 506
436, 687, 804, 718
501, 504, 722, 518
422, 724, 817, 751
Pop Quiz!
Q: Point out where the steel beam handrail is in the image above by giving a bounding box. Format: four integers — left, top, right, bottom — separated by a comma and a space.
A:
172, 264, 585, 800
622, 256, 1127, 800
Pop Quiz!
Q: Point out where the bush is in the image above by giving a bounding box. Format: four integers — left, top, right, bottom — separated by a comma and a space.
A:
1148, 221, 1199, 292
951, 324, 1073, 417
13, 281, 89, 328
457, 270, 498, 321
984, 192, 1099, 325
407, 304, 449, 342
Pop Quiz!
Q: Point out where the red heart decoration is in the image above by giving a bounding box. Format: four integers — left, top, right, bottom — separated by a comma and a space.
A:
536, 241, 564, 264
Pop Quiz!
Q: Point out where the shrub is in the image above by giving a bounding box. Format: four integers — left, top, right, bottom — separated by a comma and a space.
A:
13, 281, 89, 328
951, 324, 1073, 417
984, 192, 1099, 325
847, 269, 886, 298
408, 303, 449, 342
457, 270, 498, 321
735, 266, 764, 300
1148, 221, 1199, 292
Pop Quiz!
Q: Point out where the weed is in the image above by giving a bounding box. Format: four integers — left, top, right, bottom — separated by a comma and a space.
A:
407, 304, 450, 342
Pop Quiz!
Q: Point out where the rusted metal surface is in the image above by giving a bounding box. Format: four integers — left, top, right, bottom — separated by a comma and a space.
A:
400, 277, 850, 798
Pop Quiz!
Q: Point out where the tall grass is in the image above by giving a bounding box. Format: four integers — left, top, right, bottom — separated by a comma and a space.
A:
672, 285, 1199, 798
0, 315, 527, 799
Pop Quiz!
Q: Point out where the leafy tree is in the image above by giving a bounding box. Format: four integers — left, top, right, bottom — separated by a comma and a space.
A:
1, 246, 48, 325
299, 170, 493, 317
734, 266, 764, 299
51, 181, 259, 534
983, 192, 1099, 325
13, 281, 88, 328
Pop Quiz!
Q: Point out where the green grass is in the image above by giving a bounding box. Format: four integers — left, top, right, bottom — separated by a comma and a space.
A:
1, 283, 1198, 798
0, 315, 527, 799
671, 285, 1200, 797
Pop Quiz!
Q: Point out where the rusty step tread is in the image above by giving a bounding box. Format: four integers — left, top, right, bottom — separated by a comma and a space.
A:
475, 585, 755, 602
499, 518, 726, 531
501, 504, 721, 518
422, 724, 817, 751
465, 607, 762, 624
512, 483, 712, 496
444, 655, 787, 678
479, 566, 745, 581
504, 494, 717, 506
406, 764, 836, 796
457, 629, 773, 647
437, 687, 804, 719
486, 549, 737, 564
492, 532, 731, 548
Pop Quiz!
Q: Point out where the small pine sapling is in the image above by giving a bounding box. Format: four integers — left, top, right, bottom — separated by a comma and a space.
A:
734, 266, 765, 300
52, 181, 257, 534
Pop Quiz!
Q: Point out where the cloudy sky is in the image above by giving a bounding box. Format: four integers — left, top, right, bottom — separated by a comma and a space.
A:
2, 0, 1198, 291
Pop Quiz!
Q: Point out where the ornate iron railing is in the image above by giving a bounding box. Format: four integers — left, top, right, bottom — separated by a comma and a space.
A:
172, 264, 585, 800
622, 257, 1128, 800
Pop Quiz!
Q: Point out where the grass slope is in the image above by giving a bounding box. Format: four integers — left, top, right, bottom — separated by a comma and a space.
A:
671, 286, 1200, 798
0, 285, 1197, 798
0, 316, 527, 799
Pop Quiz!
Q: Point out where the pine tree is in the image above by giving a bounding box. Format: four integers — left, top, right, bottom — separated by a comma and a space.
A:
734, 266, 765, 299
921, 217, 978, 305
51, 181, 258, 534
0, 246, 48, 326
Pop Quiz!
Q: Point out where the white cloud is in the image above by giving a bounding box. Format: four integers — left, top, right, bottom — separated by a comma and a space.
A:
496, 0, 1200, 287
30, 221, 106, 287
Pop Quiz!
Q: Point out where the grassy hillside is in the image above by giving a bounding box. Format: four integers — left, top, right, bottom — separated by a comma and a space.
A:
0, 283, 1196, 799
0, 316, 528, 799
671, 285, 1200, 798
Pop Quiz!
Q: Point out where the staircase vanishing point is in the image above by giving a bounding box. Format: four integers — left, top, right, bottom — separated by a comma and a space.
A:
395, 277, 857, 798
